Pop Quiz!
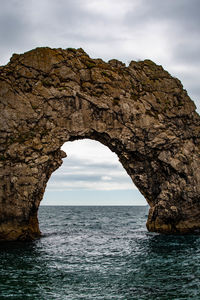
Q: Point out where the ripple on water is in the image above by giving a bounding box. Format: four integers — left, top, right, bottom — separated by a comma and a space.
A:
0, 206, 199, 299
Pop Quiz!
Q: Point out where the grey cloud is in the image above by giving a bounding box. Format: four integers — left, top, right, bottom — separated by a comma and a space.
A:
0, 1, 34, 64
0, 15, 26, 46
47, 154, 132, 191
125, 0, 200, 28
189, 86, 200, 97
61, 157, 121, 170
50, 174, 130, 183
173, 42, 200, 65
48, 0, 95, 25
28, 0, 117, 45
52, 174, 103, 182
151, 0, 200, 30
125, 0, 200, 56
0, 1, 31, 44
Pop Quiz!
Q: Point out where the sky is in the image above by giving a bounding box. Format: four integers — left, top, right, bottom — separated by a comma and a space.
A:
1, 0, 199, 205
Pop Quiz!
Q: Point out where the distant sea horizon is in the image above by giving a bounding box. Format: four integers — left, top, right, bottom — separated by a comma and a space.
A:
40, 204, 148, 206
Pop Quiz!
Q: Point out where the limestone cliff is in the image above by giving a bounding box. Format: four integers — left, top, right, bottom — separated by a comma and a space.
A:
0, 47, 200, 241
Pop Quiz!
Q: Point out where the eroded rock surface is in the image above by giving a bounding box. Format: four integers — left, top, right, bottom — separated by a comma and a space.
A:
0, 47, 200, 240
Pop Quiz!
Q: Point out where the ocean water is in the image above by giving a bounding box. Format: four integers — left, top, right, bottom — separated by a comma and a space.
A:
0, 206, 200, 300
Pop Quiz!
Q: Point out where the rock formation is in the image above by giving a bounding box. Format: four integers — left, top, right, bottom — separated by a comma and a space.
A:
0, 47, 200, 241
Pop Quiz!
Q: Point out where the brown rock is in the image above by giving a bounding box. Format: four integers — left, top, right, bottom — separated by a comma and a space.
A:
0, 47, 200, 241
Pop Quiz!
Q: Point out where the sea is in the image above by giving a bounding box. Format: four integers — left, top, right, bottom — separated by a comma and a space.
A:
0, 206, 200, 300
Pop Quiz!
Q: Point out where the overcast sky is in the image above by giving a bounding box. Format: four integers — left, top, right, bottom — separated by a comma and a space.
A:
1, 0, 199, 205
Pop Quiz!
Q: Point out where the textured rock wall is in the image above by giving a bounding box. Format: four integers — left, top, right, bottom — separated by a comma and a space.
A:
0, 47, 200, 240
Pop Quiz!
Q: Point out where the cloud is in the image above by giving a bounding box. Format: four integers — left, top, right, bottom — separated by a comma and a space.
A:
101, 176, 112, 181
46, 140, 135, 191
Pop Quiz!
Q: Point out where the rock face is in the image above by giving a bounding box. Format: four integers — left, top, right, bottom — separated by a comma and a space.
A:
0, 47, 200, 241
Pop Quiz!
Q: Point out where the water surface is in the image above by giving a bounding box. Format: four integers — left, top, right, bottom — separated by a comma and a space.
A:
0, 206, 199, 299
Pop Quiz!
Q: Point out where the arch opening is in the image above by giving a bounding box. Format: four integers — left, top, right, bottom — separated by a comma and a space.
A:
42, 139, 146, 206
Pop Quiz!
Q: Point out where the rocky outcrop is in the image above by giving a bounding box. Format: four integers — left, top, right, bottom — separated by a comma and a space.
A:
0, 47, 200, 241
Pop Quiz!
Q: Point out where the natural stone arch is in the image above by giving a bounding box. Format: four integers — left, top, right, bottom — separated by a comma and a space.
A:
0, 47, 200, 241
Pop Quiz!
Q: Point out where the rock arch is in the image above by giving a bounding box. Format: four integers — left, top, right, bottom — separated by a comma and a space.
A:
0, 47, 200, 241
